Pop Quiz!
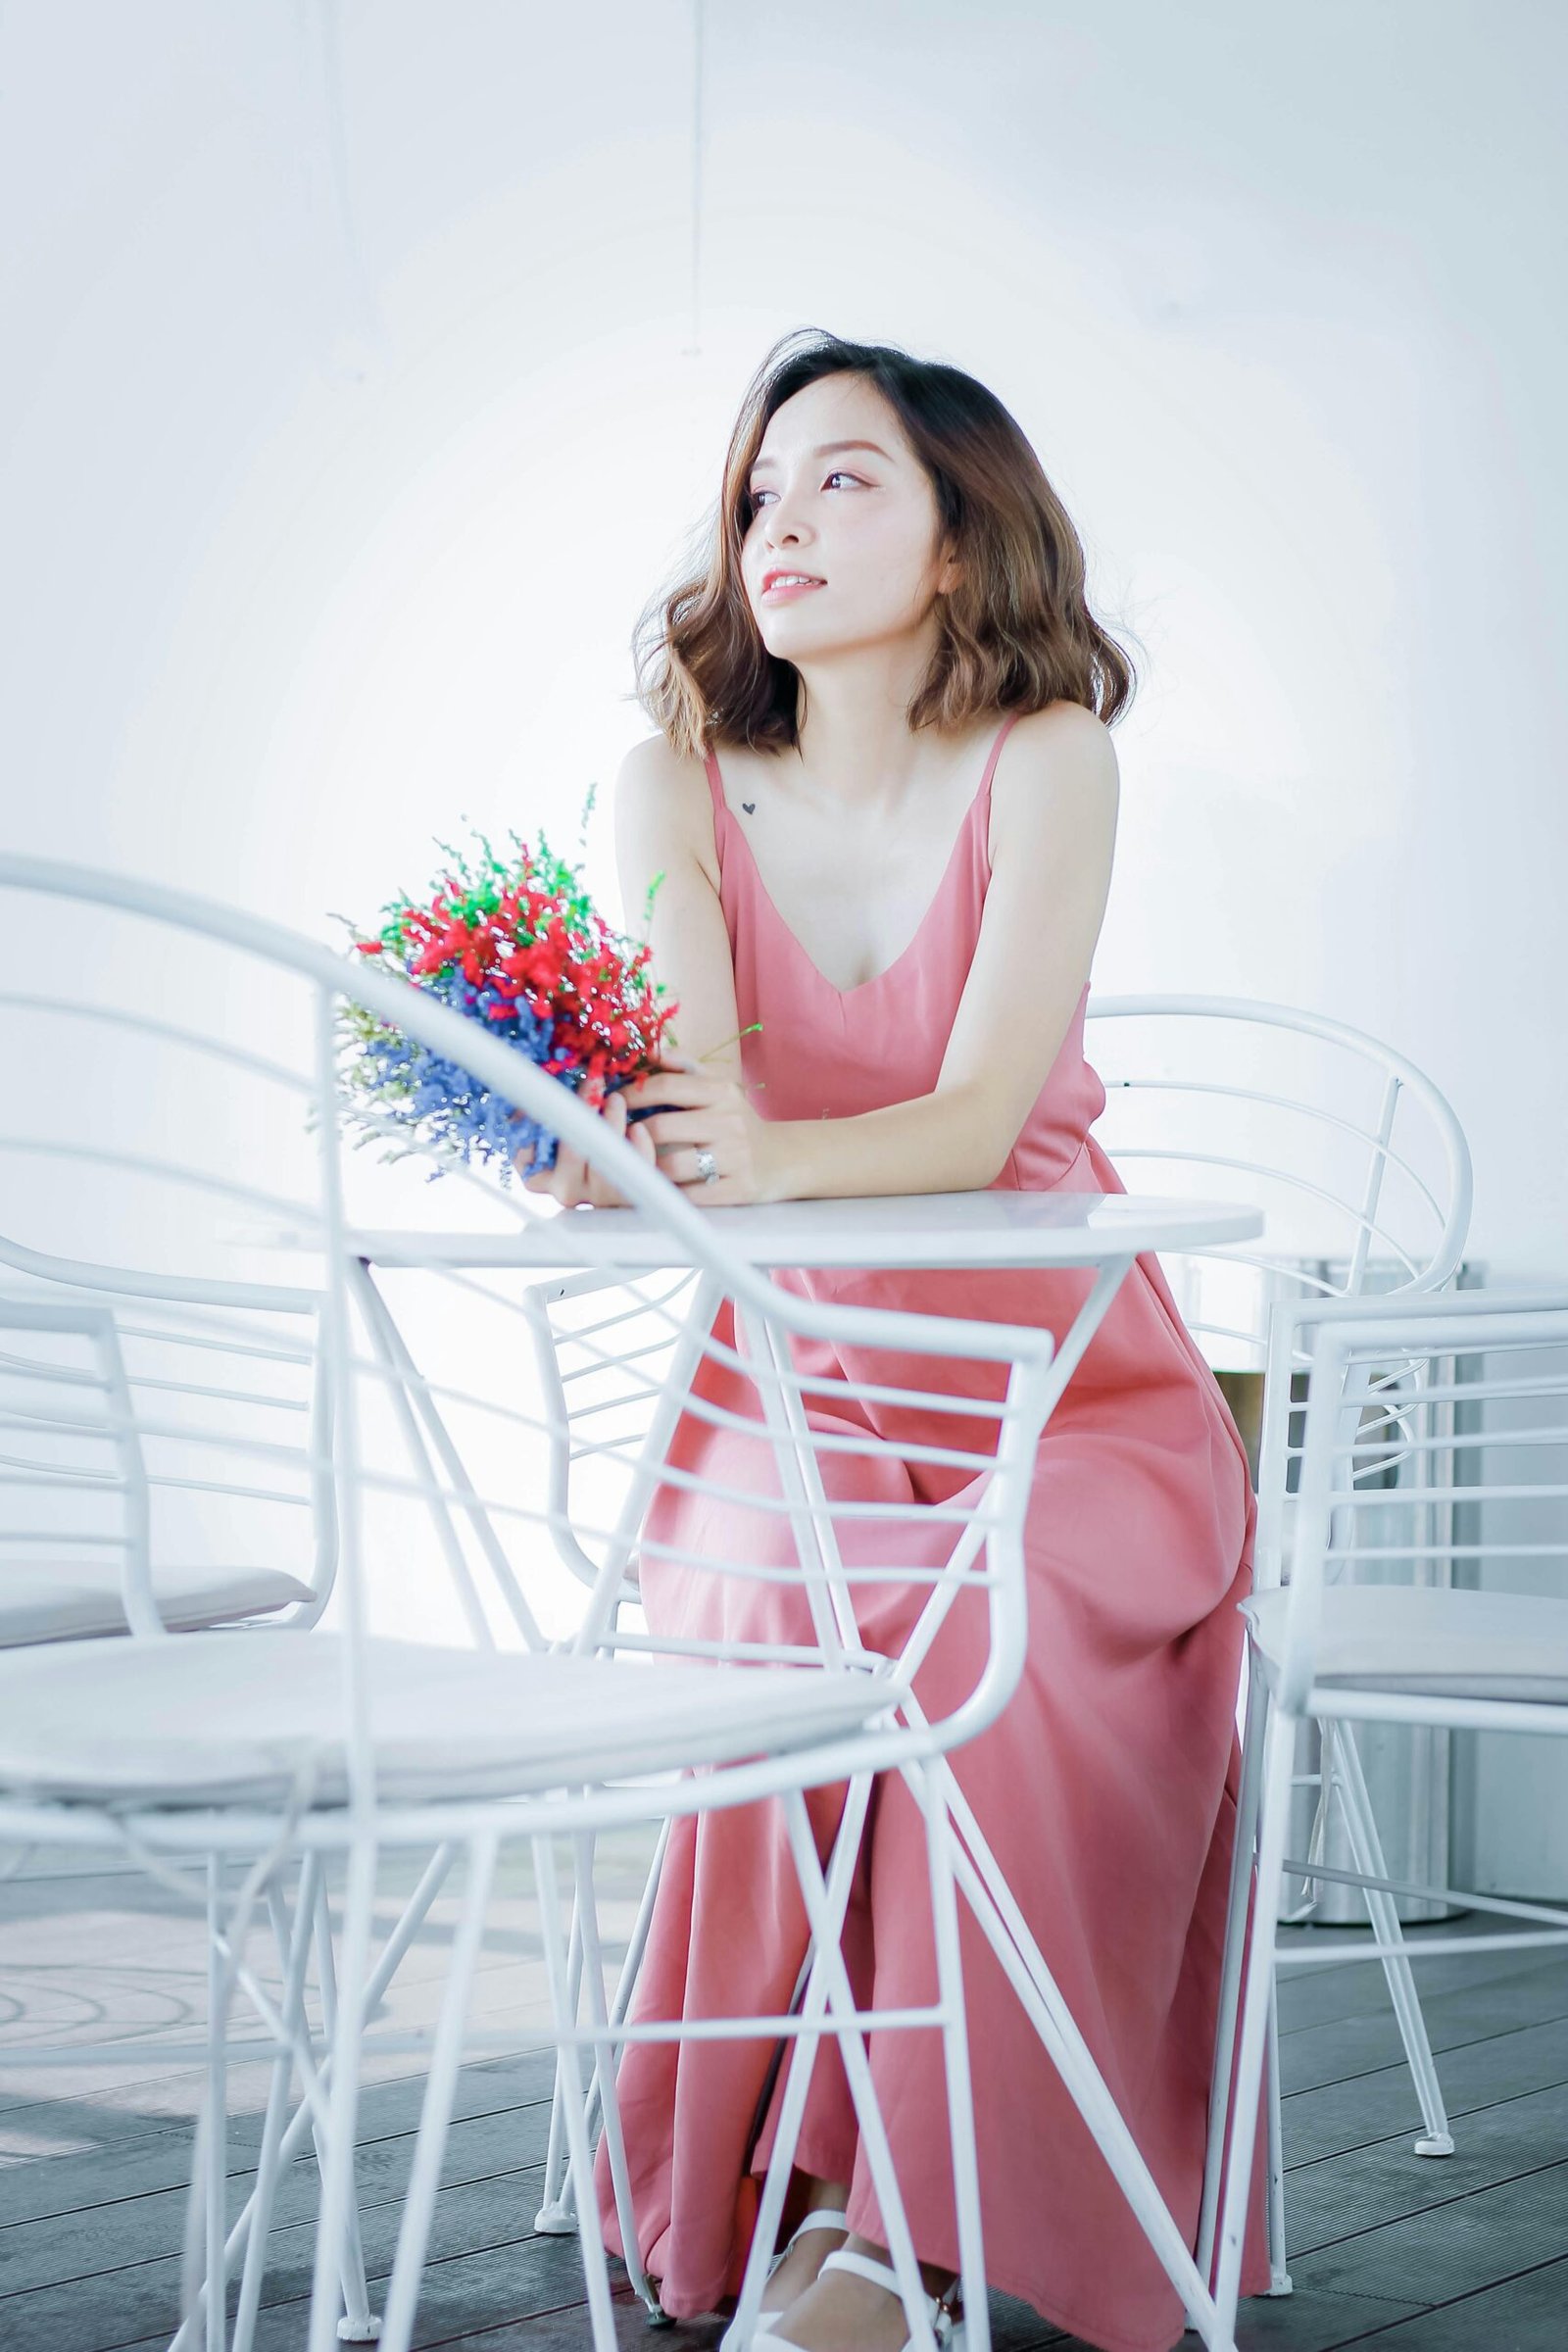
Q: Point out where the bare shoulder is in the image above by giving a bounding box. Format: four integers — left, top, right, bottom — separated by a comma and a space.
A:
612, 731, 720, 891
988, 701, 1120, 864
997, 700, 1119, 796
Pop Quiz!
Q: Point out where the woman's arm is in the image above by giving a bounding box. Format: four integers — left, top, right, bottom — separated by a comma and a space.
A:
548, 709, 1117, 1208
612, 735, 751, 1087
754, 703, 1120, 1200
511, 739, 741, 1208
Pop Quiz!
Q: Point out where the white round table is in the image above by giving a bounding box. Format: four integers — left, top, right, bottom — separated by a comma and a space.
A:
340, 1191, 1262, 1442
342, 1189, 1262, 1271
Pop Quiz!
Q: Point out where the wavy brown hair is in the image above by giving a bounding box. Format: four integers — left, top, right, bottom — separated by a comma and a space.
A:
631, 325, 1139, 759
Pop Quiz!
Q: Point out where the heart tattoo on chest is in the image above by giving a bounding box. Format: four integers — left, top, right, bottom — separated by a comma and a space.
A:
742, 801, 756, 814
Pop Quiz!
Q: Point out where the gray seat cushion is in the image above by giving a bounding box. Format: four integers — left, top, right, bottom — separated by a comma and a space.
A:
0, 1561, 314, 1646
1242, 1585, 1568, 1704
0, 1630, 895, 1807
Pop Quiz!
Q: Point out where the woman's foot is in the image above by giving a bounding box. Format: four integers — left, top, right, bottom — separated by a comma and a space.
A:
758, 2181, 853, 2315
717, 2179, 854, 2348
767, 2238, 958, 2352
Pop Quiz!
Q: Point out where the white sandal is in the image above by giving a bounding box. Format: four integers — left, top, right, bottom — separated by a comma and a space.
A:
716, 2207, 851, 2352
770, 2245, 965, 2352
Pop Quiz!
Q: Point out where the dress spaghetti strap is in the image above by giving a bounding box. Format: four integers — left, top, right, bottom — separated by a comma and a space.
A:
977, 708, 1021, 809
972, 709, 1021, 869
702, 740, 726, 828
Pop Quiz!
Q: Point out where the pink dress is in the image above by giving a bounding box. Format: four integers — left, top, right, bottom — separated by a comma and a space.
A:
596, 710, 1271, 2352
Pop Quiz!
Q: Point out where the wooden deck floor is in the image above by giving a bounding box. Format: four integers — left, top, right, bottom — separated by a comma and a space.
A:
1, 1838, 1563, 2351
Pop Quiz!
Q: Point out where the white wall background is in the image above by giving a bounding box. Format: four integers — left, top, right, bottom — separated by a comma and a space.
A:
3, 0, 1564, 1885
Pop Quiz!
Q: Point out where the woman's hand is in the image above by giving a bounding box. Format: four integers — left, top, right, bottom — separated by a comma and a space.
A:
621, 1051, 777, 1203
512, 1067, 775, 1213
511, 1085, 659, 1208
513, 1052, 778, 1207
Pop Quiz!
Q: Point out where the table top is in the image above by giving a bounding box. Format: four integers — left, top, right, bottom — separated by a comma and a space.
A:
340, 1191, 1264, 1273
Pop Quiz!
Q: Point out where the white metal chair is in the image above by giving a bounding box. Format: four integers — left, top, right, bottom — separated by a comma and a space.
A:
403, 1238, 1266, 2352
1082, 993, 1473, 2295
512, 1262, 713, 2247
0, 1276, 386, 2341
341, 1251, 710, 2301
0, 1078, 370, 2329
0, 853, 1071, 2352
1205, 1289, 1568, 2344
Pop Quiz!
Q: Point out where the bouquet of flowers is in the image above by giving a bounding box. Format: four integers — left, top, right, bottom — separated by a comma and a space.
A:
331, 804, 679, 1189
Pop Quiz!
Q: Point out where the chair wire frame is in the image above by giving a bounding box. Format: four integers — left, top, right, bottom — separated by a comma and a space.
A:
532, 991, 1478, 2314
0, 1285, 339, 1642
1081, 995, 1472, 1359
355, 1244, 1261, 2352
1081, 993, 1476, 2299
5, 855, 1243, 2352
0, 1278, 378, 2333
1204, 1295, 1568, 2345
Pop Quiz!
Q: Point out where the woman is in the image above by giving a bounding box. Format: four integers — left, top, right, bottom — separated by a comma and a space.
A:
516, 328, 1270, 2352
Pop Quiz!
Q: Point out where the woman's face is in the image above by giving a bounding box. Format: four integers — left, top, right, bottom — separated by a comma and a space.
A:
741, 373, 958, 662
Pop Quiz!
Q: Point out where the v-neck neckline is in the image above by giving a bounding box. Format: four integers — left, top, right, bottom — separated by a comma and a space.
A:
711, 711, 1017, 1000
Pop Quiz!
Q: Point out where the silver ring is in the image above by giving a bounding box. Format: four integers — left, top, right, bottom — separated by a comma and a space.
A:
695, 1147, 719, 1186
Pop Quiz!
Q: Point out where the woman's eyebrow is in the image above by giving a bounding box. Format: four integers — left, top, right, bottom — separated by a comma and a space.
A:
749, 439, 893, 473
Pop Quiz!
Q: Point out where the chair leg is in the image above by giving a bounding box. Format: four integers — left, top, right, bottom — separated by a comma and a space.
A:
179, 1841, 304, 2352
1196, 1657, 1268, 2293
779, 1788, 940, 2352
917, 1772, 991, 2352
169, 1851, 385, 2352
1327, 1722, 1455, 2157
534, 1834, 622, 2352
724, 1779, 876, 2352
537, 1813, 670, 2236
1212, 1703, 1297, 2346
233, 1862, 326, 2352
174, 1846, 466, 2352
927, 1757, 1235, 2352
534, 1874, 589, 2233
572, 1830, 667, 2323
201, 1854, 229, 2352
1262, 1978, 1292, 2294
307, 1837, 381, 2352
1194, 1655, 1294, 2310
310, 1872, 382, 2337
377, 1834, 500, 2352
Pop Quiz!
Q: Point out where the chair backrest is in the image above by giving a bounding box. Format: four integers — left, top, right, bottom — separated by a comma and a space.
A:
335, 1252, 712, 1648
1273, 1292, 1568, 1720
0, 1282, 336, 1643
1083, 994, 1473, 1371
518, 1262, 710, 1609
0, 1292, 154, 1636
0, 854, 1060, 1801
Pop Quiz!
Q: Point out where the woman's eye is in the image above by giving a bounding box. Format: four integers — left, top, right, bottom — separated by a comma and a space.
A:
748, 471, 862, 507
